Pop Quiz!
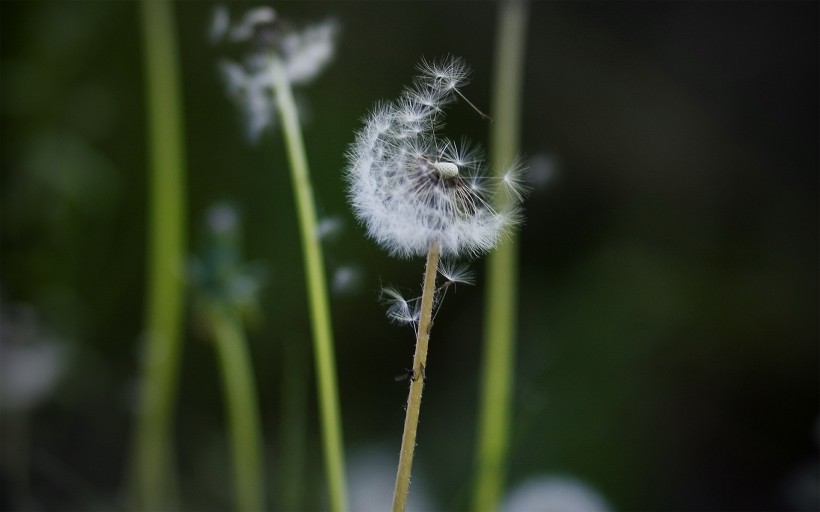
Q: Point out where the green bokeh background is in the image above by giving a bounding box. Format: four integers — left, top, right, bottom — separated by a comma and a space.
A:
1, 1, 817, 511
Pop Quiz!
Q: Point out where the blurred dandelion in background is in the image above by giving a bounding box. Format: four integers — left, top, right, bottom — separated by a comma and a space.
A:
188, 202, 267, 323
500, 475, 611, 512
0, 299, 67, 412
348, 446, 433, 512
211, 5, 338, 142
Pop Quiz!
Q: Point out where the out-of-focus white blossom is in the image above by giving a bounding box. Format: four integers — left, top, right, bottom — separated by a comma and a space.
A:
317, 216, 345, 242
348, 447, 433, 512
501, 475, 611, 512
0, 302, 66, 411
188, 202, 266, 320
212, 5, 338, 141
331, 265, 363, 296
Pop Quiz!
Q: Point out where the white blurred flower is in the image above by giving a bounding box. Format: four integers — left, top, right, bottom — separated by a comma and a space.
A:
212, 5, 339, 141
527, 152, 559, 189
206, 201, 239, 234
0, 303, 66, 411
501, 475, 611, 512
345, 56, 524, 259
348, 447, 433, 512
331, 265, 363, 296
317, 215, 345, 242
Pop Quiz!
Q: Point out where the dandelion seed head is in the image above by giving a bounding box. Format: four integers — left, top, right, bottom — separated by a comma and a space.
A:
345, 57, 523, 259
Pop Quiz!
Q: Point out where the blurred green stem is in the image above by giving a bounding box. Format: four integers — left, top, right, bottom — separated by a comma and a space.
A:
473, 0, 529, 510
131, 0, 187, 509
208, 303, 266, 512
392, 241, 441, 512
280, 338, 309, 511
270, 58, 349, 512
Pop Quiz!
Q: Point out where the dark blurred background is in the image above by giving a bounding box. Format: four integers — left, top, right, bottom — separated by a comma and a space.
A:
1, 1, 817, 511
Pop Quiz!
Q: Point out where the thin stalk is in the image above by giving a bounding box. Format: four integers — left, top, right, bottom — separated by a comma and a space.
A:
392, 241, 441, 512
280, 338, 309, 512
270, 58, 348, 512
131, 0, 187, 509
473, 0, 529, 510
208, 303, 266, 512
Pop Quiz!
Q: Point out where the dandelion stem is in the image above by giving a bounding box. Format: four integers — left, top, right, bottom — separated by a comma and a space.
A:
473, 0, 529, 510
392, 241, 441, 512
208, 303, 266, 512
271, 58, 348, 512
131, 0, 186, 509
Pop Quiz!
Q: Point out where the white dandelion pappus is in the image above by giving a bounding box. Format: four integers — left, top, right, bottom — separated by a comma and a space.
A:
345, 56, 522, 259
381, 285, 420, 326
437, 260, 476, 286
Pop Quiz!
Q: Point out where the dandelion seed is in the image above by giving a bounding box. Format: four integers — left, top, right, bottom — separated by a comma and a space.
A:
500, 159, 529, 203
381, 286, 420, 326
437, 261, 475, 286
417, 55, 471, 94
432, 162, 459, 178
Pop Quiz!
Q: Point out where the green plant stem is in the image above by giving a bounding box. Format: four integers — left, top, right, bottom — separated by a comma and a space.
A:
473, 0, 529, 510
131, 0, 187, 509
208, 303, 266, 512
270, 58, 348, 512
280, 338, 309, 512
392, 241, 441, 512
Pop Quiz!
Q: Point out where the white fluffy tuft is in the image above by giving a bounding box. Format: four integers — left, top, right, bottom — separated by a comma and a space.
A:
345, 56, 522, 259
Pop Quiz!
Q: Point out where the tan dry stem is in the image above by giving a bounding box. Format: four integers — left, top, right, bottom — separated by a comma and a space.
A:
391, 240, 441, 512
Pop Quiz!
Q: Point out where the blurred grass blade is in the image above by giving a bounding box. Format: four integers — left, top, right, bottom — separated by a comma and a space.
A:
473, 0, 529, 510
208, 303, 266, 512
130, 0, 187, 509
